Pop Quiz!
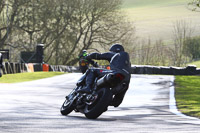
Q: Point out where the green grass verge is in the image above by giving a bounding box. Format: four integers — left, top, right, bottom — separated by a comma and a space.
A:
175, 76, 200, 118
0, 72, 65, 83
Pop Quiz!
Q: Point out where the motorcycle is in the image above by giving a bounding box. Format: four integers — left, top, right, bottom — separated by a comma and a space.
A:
60, 67, 127, 119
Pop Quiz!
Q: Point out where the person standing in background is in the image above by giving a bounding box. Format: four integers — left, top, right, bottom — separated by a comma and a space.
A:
0, 53, 3, 77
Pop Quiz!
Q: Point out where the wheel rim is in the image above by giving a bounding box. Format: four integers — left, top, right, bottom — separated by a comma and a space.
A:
61, 99, 71, 110
85, 89, 105, 111
63, 99, 70, 107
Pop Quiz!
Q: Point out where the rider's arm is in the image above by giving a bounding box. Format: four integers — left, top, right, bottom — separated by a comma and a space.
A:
87, 52, 113, 61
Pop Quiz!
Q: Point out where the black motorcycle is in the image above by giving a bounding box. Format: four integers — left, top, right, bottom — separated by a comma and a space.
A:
60, 71, 127, 119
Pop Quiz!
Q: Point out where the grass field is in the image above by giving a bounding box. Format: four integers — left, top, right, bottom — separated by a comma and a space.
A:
122, 0, 188, 8
188, 60, 200, 68
175, 76, 200, 118
121, 0, 200, 41
0, 72, 65, 83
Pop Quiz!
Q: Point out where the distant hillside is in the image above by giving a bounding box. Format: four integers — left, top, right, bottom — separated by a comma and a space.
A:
120, 0, 200, 42
122, 0, 189, 8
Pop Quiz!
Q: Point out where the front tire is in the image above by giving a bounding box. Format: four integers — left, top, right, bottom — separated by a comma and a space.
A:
84, 88, 112, 119
60, 97, 74, 115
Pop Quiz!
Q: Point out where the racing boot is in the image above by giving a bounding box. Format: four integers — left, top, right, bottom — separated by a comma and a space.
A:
110, 98, 122, 107
110, 93, 124, 107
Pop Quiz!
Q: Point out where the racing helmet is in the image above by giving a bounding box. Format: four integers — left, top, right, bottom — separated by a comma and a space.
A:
109, 44, 124, 53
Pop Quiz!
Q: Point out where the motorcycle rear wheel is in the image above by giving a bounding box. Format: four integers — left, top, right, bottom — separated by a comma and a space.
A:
84, 88, 112, 119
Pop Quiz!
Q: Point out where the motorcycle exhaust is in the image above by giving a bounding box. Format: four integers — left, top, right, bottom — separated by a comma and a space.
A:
96, 73, 116, 87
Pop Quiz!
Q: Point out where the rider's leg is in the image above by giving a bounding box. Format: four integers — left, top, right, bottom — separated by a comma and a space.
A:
79, 69, 96, 93
79, 68, 114, 93
76, 72, 87, 86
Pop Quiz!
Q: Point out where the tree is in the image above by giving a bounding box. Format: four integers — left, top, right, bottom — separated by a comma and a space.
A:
60, 0, 134, 65
41, 0, 134, 65
1, 0, 135, 65
183, 37, 200, 60
188, 0, 200, 11
171, 20, 195, 66
13, 0, 44, 51
0, 0, 19, 49
131, 38, 171, 66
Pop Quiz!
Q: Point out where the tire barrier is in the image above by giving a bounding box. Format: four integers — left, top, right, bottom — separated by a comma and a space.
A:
131, 65, 200, 75
1, 62, 80, 75
2, 62, 27, 74
49, 65, 79, 73
1, 62, 200, 75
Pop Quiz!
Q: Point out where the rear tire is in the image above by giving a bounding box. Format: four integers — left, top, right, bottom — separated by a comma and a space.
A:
84, 88, 112, 119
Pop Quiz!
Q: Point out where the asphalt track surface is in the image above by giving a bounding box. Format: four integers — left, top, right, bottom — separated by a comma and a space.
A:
0, 73, 200, 133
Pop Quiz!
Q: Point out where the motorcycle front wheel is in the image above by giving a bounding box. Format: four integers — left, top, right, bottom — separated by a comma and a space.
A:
60, 97, 74, 115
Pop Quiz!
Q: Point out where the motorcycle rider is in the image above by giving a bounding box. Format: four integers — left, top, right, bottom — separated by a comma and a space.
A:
78, 50, 98, 74
79, 44, 131, 107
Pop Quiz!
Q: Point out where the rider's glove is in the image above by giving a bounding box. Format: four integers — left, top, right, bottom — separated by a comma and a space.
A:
85, 55, 91, 60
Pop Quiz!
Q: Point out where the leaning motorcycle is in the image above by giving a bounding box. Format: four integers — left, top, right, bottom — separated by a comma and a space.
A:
60, 68, 127, 119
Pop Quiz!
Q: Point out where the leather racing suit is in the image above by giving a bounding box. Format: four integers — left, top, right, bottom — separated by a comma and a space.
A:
83, 51, 131, 107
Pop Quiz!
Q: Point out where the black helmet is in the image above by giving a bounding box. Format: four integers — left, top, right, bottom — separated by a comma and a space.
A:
109, 44, 124, 53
